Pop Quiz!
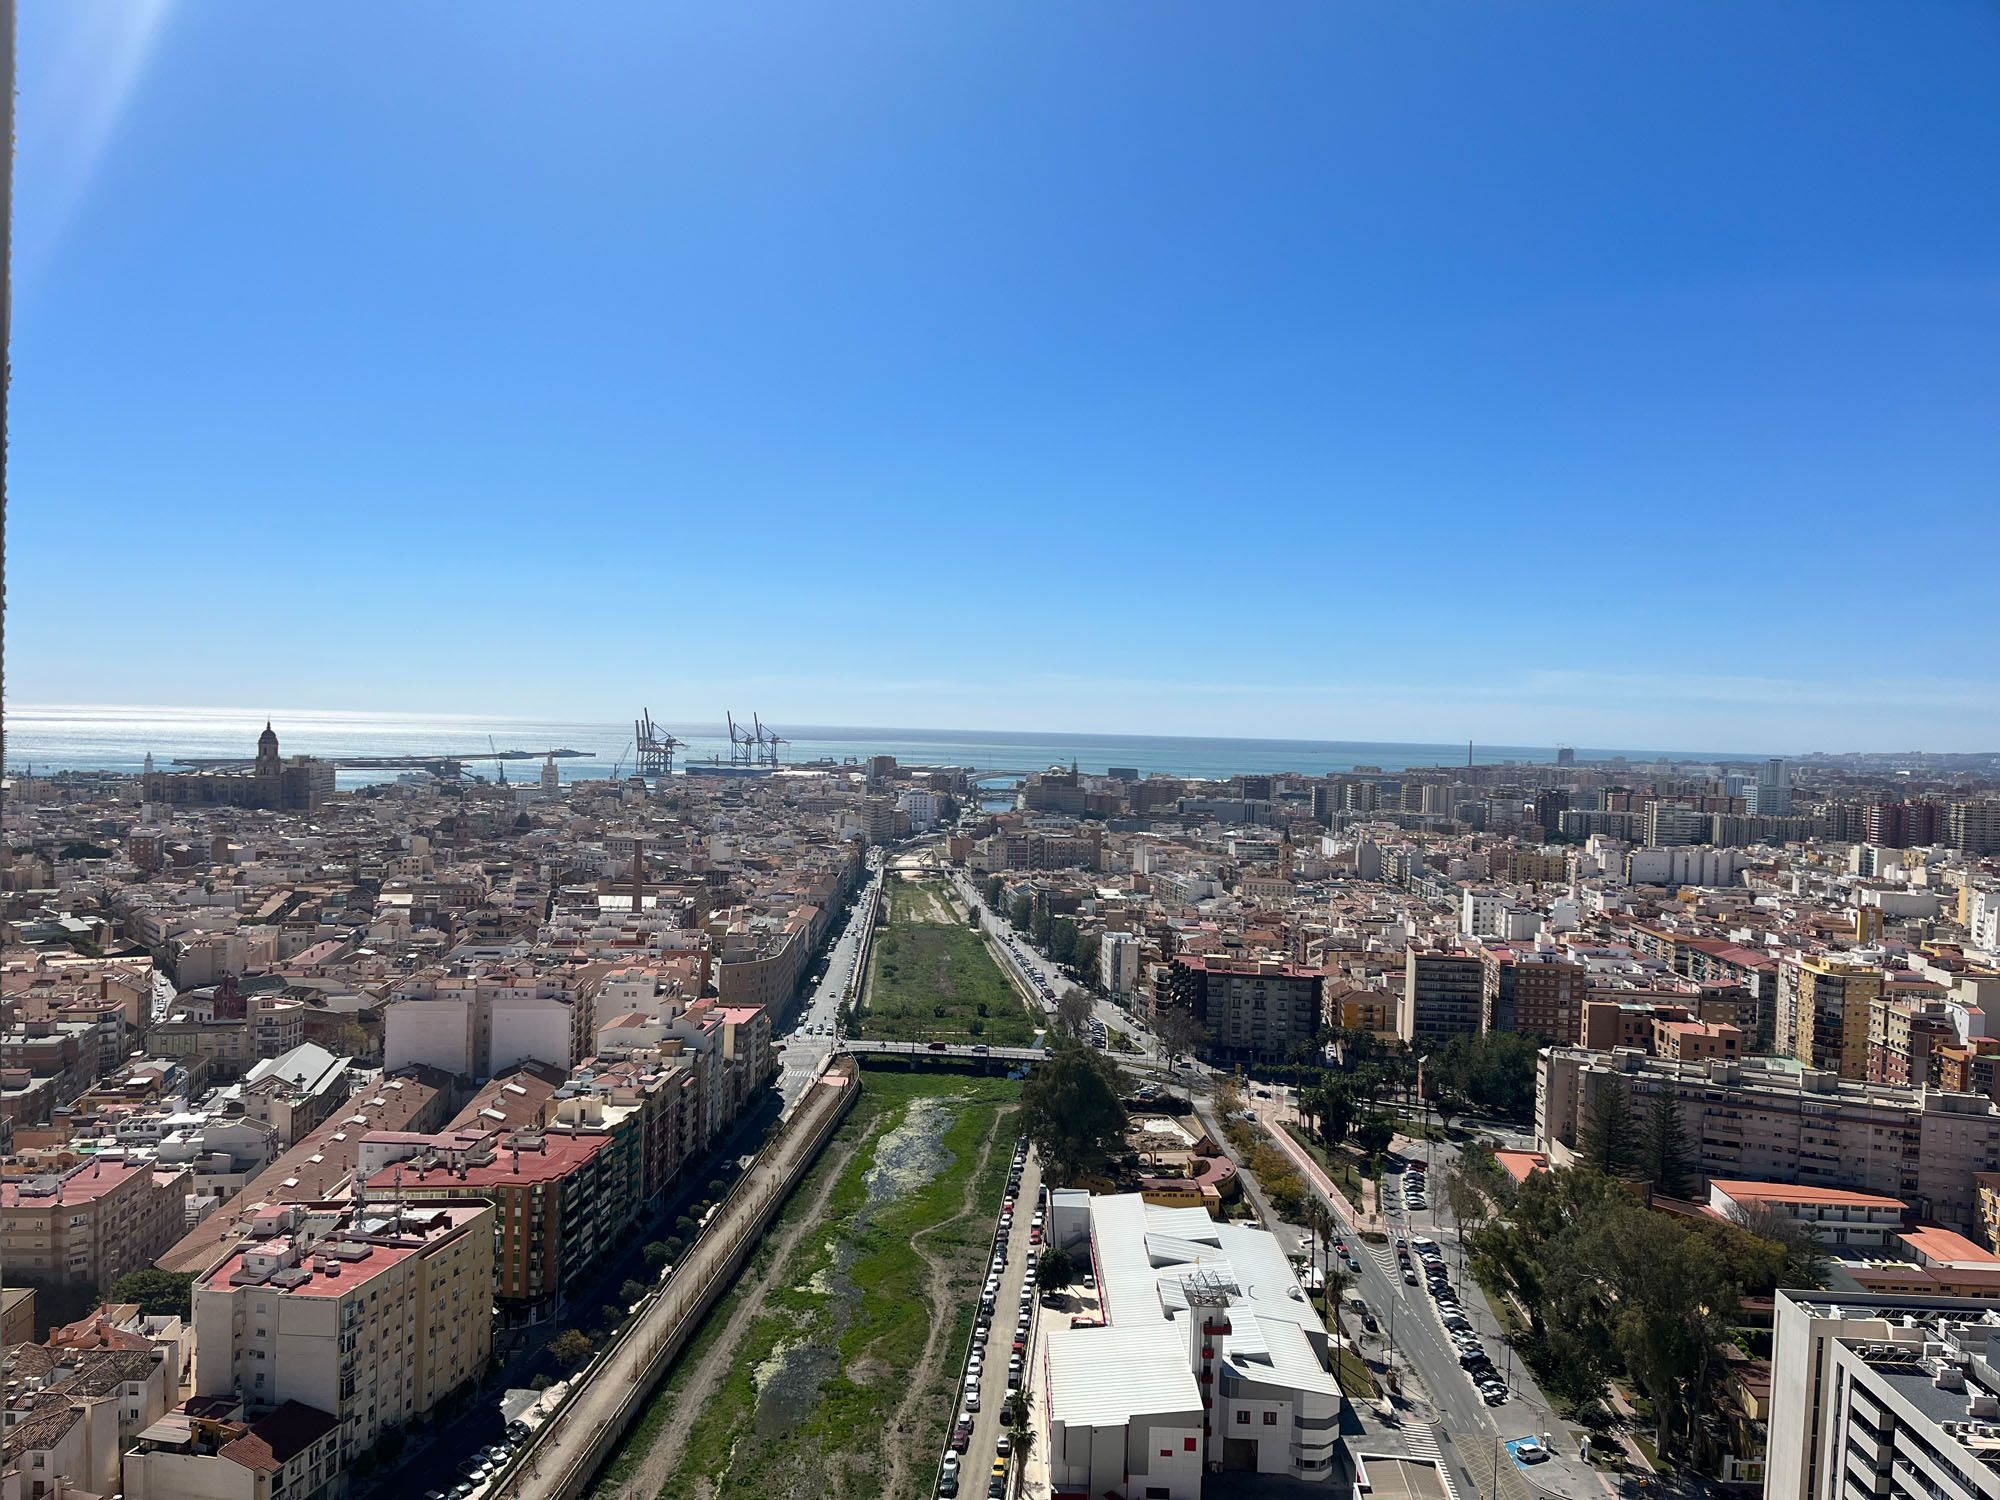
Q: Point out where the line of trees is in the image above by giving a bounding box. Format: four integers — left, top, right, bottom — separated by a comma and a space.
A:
1467, 1162, 1827, 1451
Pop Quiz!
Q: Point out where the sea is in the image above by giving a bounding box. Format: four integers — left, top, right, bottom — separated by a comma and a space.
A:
1, 704, 1771, 793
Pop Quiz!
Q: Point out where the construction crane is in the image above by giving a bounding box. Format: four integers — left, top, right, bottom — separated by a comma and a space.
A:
490, 737, 507, 785
608, 738, 630, 780
754, 714, 786, 769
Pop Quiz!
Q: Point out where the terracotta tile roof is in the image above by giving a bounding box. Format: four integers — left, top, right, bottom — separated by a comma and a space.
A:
218, 1401, 341, 1474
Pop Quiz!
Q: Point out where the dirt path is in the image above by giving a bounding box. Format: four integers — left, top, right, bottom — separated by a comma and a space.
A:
614, 1123, 876, 1500
878, 1112, 1004, 1499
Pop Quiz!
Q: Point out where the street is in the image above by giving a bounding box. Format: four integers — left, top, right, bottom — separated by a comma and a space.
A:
1251, 1088, 1606, 1500
778, 850, 883, 1106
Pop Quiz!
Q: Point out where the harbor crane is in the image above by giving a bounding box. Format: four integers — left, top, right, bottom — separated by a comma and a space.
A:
634, 709, 684, 779
754, 714, 786, 769
726, 712, 759, 768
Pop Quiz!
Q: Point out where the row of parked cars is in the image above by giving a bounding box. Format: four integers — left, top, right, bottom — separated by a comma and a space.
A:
942, 1138, 1038, 1498
1402, 1234, 1508, 1407
1400, 1161, 1429, 1215
422, 1421, 532, 1500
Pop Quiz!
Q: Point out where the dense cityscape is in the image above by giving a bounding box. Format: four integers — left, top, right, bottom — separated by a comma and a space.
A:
8, 3, 1999, 1500
0, 728, 1996, 1500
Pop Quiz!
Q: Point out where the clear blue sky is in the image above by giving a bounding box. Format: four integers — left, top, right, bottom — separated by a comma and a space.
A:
10, 1, 1998, 751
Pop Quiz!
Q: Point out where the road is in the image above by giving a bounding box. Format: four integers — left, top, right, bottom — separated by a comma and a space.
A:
939, 865, 1178, 1073
1252, 1090, 1603, 1500
954, 1146, 1045, 1500
777, 850, 883, 1107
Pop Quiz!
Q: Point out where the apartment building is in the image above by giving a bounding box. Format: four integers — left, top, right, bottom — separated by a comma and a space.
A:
382, 967, 596, 1082
362, 1126, 621, 1320
1767, 1290, 2000, 1500
126, 1398, 344, 1500
1781, 956, 1886, 1080
1655, 1017, 1744, 1062
1100, 932, 1142, 997
1869, 996, 1960, 1089
157, 1068, 449, 1276
1158, 955, 1320, 1064
1945, 800, 2000, 857
192, 1202, 495, 1463
1399, 948, 1483, 1047
1537, 1048, 2000, 1230
0, 1160, 193, 1290
1480, 947, 1586, 1041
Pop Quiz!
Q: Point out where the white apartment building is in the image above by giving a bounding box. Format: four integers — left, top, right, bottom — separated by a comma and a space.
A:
193, 1202, 494, 1462
1041, 1193, 1341, 1498
1768, 1290, 2000, 1500
1460, 889, 1509, 939
896, 789, 940, 831
1100, 932, 1142, 997
383, 968, 593, 1080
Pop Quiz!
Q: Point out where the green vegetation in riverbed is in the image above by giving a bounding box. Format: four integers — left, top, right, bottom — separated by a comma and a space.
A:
639, 1071, 1020, 1500
859, 878, 1037, 1045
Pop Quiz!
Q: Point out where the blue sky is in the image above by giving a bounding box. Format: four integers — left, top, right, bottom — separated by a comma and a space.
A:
10, 1, 1998, 751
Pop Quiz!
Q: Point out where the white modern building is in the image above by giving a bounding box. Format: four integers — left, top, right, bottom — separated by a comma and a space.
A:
1101, 932, 1143, 997
896, 788, 941, 831
1767, 1289, 2000, 1500
1041, 1193, 1342, 1498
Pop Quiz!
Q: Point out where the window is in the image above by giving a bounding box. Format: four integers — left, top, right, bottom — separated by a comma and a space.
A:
1235, 1411, 1249, 1426
1263, 1411, 1277, 1426
1183, 1438, 1198, 1452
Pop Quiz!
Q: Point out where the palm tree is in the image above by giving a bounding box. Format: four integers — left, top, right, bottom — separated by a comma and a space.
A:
1009, 1400, 1038, 1496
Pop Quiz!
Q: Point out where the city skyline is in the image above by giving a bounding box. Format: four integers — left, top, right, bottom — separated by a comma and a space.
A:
11, 1, 2000, 746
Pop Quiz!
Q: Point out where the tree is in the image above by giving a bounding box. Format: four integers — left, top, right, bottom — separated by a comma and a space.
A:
1021, 1043, 1128, 1185
1426, 1031, 1540, 1122
1008, 1401, 1038, 1497
621, 1280, 649, 1306
1638, 1090, 1695, 1198
1211, 1076, 1243, 1119
108, 1269, 195, 1320
1048, 917, 1079, 966
982, 875, 1005, 909
643, 1241, 672, 1275
1031, 904, 1054, 949
1154, 1006, 1207, 1064
1037, 1244, 1078, 1291
1072, 932, 1100, 985
1578, 1078, 1637, 1177
545, 1329, 595, 1369
1724, 1203, 1831, 1290
1055, 987, 1094, 1041
1009, 894, 1033, 932
1353, 1115, 1394, 1162
1439, 1164, 1489, 1238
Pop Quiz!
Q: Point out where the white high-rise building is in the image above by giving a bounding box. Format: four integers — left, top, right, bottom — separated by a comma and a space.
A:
1100, 932, 1141, 996
1767, 1289, 2000, 1500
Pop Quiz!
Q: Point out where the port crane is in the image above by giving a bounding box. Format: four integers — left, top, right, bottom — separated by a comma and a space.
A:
754, 715, 786, 769
634, 709, 684, 779
726, 712, 759, 768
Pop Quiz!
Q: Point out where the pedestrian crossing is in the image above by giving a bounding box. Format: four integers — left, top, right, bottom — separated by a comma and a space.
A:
1402, 1424, 1465, 1500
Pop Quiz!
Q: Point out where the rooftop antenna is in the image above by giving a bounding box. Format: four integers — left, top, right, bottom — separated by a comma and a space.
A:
1467, 739, 1474, 770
